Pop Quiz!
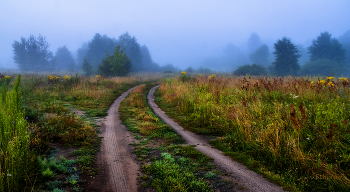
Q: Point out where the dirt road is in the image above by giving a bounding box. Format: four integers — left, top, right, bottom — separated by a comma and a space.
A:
148, 85, 286, 192
85, 86, 139, 192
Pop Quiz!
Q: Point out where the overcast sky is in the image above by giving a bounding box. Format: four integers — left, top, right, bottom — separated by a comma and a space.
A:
1, 0, 349, 69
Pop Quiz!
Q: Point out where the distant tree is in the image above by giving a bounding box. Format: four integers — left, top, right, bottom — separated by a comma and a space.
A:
76, 42, 88, 68
140, 45, 160, 72
82, 58, 93, 76
116, 32, 143, 72
185, 66, 195, 73
308, 32, 346, 64
339, 29, 350, 72
197, 66, 212, 74
85, 33, 115, 70
54, 46, 75, 71
249, 44, 269, 66
272, 37, 301, 76
223, 43, 249, 68
98, 46, 132, 77
247, 33, 263, 53
300, 59, 345, 76
296, 44, 309, 66
233, 63, 267, 76
161, 63, 178, 73
12, 34, 54, 71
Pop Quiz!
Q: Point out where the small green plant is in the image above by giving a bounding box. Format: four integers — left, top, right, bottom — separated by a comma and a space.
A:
42, 167, 55, 178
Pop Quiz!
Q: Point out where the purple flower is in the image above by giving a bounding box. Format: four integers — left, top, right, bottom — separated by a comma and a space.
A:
27, 129, 29, 131
13, 122, 15, 124
300, 138, 302, 140
26, 117, 28, 119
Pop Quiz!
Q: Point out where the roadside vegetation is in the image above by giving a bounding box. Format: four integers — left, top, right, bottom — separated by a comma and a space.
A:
119, 83, 236, 191
0, 73, 155, 191
155, 74, 350, 191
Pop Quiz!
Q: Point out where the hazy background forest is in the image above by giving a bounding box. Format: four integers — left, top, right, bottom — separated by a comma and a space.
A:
1, 0, 350, 77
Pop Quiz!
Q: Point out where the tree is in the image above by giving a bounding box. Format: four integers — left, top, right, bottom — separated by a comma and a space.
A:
76, 42, 88, 68
140, 45, 160, 72
247, 33, 263, 53
296, 44, 309, 66
116, 32, 143, 72
272, 37, 300, 76
339, 29, 350, 71
85, 33, 115, 70
82, 58, 93, 76
233, 63, 267, 76
308, 32, 346, 64
12, 34, 54, 71
98, 46, 132, 77
249, 44, 269, 66
54, 46, 75, 71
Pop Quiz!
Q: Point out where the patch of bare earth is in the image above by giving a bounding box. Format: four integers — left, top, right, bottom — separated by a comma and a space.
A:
148, 85, 286, 192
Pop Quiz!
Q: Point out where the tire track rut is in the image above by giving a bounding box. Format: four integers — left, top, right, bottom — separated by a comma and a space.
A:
148, 85, 286, 192
92, 86, 139, 192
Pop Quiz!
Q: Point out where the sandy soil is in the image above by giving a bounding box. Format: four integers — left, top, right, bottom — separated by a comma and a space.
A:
148, 85, 286, 192
84, 86, 140, 192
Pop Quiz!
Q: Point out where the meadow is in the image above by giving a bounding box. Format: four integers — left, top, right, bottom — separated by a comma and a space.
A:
155, 73, 350, 191
0, 72, 159, 191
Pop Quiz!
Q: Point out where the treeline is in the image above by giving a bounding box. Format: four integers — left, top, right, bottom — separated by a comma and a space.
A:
12, 32, 179, 75
232, 30, 350, 77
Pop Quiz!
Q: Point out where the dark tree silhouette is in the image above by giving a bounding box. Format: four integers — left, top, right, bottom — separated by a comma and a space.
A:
98, 46, 132, 77
249, 44, 269, 66
54, 46, 75, 71
12, 34, 54, 71
116, 32, 143, 72
308, 32, 346, 64
272, 37, 300, 76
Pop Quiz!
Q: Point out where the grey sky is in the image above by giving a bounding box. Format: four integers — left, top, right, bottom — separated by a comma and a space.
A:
1, 0, 349, 69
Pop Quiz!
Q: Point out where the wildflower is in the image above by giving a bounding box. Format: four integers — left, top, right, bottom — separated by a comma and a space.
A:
310, 81, 314, 86
26, 117, 28, 119
327, 77, 334, 80
198, 74, 203, 77
318, 80, 325, 85
95, 75, 101, 78
306, 138, 310, 140
5, 76, 10, 79
339, 77, 348, 81
327, 82, 334, 86
63, 75, 70, 80
7, 174, 11, 177
181, 71, 186, 74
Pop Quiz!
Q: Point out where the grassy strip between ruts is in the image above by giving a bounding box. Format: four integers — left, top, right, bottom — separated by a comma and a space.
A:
119, 83, 238, 191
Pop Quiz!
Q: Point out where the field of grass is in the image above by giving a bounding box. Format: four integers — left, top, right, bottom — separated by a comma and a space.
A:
155, 74, 350, 191
119, 83, 237, 191
0, 72, 158, 191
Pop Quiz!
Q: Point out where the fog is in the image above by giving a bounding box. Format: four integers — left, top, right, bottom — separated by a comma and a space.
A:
1, 0, 350, 73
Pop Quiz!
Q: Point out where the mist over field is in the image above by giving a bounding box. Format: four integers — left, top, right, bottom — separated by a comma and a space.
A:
1, 0, 350, 75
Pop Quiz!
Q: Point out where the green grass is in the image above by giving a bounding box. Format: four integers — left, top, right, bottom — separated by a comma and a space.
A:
119, 82, 235, 191
1, 73, 158, 191
155, 75, 350, 191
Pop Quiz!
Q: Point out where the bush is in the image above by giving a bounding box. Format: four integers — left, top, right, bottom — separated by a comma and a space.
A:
300, 59, 348, 76
233, 63, 267, 76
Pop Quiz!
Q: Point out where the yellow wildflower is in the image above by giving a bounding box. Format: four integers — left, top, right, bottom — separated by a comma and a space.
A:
339, 77, 348, 81
198, 74, 202, 77
63, 75, 70, 80
327, 82, 334, 86
310, 81, 314, 86
318, 80, 325, 85
95, 75, 101, 78
327, 77, 334, 80
181, 71, 186, 74
5, 76, 10, 79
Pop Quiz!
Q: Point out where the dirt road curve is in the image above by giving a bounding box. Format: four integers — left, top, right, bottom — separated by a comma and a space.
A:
148, 85, 286, 192
87, 86, 139, 192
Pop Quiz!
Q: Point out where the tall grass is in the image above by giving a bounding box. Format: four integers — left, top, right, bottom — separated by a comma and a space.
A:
157, 75, 350, 191
0, 74, 34, 191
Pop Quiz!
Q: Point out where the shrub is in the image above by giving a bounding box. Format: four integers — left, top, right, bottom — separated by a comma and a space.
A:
300, 59, 347, 76
233, 63, 267, 76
